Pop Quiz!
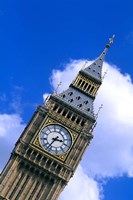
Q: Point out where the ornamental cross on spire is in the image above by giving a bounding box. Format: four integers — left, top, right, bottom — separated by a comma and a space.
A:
53, 81, 62, 94
109, 34, 115, 44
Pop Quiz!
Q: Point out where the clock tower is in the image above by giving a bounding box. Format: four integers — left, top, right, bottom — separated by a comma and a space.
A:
0, 37, 114, 200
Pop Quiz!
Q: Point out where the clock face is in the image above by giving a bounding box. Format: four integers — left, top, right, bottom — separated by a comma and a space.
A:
39, 124, 72, 155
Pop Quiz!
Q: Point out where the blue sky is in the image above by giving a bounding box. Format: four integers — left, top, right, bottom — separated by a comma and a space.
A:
0, 1, 133, 199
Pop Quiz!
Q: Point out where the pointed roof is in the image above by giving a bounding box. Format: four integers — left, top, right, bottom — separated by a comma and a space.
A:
49, 36, 115, 121
81, 35, 115, 83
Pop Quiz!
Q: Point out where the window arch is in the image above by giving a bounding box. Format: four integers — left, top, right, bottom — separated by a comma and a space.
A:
77, 79, 82, 87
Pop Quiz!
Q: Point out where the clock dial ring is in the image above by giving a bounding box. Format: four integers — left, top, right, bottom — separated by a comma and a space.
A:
39, 124, 72, 155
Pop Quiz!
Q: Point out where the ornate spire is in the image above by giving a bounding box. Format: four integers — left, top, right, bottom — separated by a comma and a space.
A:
81, 35, 115, 83
50, 36, 115, 122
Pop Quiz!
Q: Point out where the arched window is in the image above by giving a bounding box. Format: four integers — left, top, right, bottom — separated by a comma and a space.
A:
80, 81, 85, 88
76, 117, 81, 124
77, 79, 82, 86
57, 107, 63, 113
68, 99, 73, 103
84, 100, 89, 104
83, 82, 88, 90
77, 104, 82, 108
68, 91, 73, 96
90, 86, 94, 93
71, 115, 76, 122
76, 96, 81, 100
86, 84, 91, 92
53, 104, 59, 111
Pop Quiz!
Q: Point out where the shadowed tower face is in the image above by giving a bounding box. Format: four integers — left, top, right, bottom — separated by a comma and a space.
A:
0, 36, 114, 200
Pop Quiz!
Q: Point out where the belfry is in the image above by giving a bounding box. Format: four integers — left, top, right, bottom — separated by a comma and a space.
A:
0, 36, 114, 200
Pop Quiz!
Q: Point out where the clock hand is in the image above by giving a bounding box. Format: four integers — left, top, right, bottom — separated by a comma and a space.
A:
53, 136, 63, 143
46, 140, 55, 150
46, 138, 57, 149
52, 136, 59, 141
46, 136, 64, 150
46, 136, 59, 150
52, 136, 63, 143
55, 139, 63, 142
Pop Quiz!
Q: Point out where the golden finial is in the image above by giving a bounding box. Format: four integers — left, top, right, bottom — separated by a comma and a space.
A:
95, 104, 103, 120
89, 121, 97, 134
89, 105, 103, 134
109, 34, 115, 44
102, 69, 108, 80
58, 81, 62, 87
53, 81, 62, 94
82, 60, 88, 70
106, 34, 115, 48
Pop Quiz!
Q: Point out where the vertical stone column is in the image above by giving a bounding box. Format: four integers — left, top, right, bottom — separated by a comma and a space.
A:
0, 157, 19, 196
8, 172, 25, 199
25, 175, 39, 200
4, 167, 21, 198
15, 175, 30, 199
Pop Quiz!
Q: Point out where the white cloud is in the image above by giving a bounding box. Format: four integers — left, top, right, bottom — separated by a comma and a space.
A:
59, 165, 101, 200
50, 59, 90, 92
0, 114, 26, 172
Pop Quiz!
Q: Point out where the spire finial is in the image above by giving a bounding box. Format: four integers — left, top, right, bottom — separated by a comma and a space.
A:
81, 60, 88, 70
95, 104, 103, 120
53, 81, 62, 94
81, 35, 114, 83
102, 69, 108, 80
109, 34, 115, 44
106, 34, 115, 48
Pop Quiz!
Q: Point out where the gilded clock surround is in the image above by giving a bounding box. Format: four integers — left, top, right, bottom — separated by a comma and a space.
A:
39, 124, 72, 154
31, 117, 78, 162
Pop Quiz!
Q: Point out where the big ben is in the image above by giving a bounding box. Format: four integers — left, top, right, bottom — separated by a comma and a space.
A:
0, 36, 114, 200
